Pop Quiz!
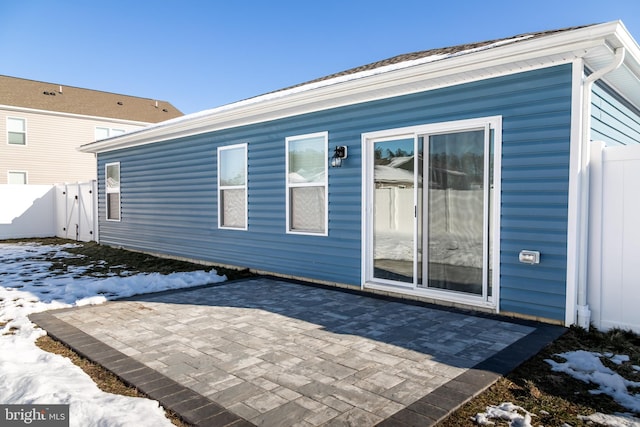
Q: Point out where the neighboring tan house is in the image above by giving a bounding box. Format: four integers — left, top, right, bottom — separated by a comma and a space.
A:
0, 75, 182, 184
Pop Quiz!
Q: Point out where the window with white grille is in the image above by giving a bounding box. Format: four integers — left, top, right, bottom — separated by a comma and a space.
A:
286, 132, 328, 235
105, 162, 121, 221
7, 117, 26, 145
218, 144, 247, 230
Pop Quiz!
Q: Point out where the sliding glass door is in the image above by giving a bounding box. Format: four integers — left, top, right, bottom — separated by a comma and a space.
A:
365, 117, 499, 305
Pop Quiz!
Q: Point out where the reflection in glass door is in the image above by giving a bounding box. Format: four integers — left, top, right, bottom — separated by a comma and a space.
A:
372, 138, 416, 284
420, 129, 491, 296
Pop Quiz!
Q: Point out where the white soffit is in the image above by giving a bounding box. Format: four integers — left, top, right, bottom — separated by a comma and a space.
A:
579, 23, 640, 109
80, 21, 640, 153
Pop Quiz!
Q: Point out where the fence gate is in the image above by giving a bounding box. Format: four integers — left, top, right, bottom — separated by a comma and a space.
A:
55, 181, 97, 242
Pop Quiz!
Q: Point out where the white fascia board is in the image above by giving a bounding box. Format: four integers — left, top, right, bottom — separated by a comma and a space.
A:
80, 22, 630, 154
0, 104, 151, 126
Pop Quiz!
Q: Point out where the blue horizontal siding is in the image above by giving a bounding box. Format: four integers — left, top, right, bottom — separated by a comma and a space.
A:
591, 81, 640, 146
98, 63, 573, 321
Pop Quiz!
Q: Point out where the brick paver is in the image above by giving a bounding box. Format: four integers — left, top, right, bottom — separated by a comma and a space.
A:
31, 278, 564, 426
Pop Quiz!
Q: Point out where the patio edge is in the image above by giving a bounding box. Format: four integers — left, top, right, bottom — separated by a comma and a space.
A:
29, 311, 254, 427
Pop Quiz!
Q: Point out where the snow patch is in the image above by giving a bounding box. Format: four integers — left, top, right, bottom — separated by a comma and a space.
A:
473, 402, 533, 427
546, 350, 640, 413
0, 242, 227, 427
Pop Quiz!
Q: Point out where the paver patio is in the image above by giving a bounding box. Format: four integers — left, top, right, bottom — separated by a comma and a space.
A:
30, 277, 564, 426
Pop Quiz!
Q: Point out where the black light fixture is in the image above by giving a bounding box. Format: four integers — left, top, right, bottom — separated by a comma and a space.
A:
331, 146, 348, 167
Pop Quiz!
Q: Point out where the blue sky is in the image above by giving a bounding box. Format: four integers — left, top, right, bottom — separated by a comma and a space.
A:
1, 1, 639, 115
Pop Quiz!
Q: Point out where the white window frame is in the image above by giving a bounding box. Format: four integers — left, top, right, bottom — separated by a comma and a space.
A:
7, 117, 26, 145
95, 127, 126, 140
285, 131, 329, 236
7, 170, 27, 184
95, 127, 110, 140
105, 162, 121, 222
217, 143, 248, 230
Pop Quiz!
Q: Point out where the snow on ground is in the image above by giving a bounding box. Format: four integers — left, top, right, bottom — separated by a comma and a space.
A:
472, 402, 534, 426
473, 350, 640, 427
0, 242, 226, 427
474, 403, 640, 427
546, 350, 640, 413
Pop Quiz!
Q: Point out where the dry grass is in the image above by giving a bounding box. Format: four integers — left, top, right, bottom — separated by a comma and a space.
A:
440, 327, 640, 426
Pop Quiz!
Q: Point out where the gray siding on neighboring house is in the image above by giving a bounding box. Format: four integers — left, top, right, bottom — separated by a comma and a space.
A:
97, 63, 573, 321
591, 81, 640, 146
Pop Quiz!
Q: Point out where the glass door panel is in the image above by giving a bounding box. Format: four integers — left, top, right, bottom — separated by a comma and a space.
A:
373, 138, 415, 283
422, 130, 485, 295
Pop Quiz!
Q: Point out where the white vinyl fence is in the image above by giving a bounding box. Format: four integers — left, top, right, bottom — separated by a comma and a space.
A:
588, 142, 640, 333
0, 181, 97, 242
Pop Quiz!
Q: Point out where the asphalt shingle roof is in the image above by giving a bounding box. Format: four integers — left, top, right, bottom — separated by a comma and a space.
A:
0, 75, 183, 123
277, 25, 591, 93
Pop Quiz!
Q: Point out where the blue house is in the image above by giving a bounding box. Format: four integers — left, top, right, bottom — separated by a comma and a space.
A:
80, 21, 640, 327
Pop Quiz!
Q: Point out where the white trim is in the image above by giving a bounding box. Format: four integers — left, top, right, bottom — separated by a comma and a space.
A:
412, 135, 420, 287
285, 131, 329, 236
482, 123, 491, 303
1, 104, 151, 126
105, 162, 121, 222
361, 116, 502, 310
217, 143, 248, 231
7, 170, 28, 185
365, 281, 498, 310
95, 126, 128, 141
565, 58, 584, 326
6, 116, 27, 146
79, 22, 638, 155
492, 117, 503, 312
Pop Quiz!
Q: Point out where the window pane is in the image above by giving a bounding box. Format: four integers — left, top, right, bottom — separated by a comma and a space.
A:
220, 147, 246, 186
107, 193, 120, 220
95, 127, 110, 140
290, 186, 325, 233
111, 129, 125, 136
106, 164, 120, 190
221, 189, 246, 228
373, 138, 415, 283
8, 172, 26, 184
424, 130, 485, 295
7, 118, 25, 132
288, 136, 325, 183
8, 132, 26, 145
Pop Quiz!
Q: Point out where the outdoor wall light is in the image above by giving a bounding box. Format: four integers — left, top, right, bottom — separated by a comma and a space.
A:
331, 146, 348, 167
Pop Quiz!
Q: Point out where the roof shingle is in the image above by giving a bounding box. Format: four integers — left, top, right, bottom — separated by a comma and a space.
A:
276, 25, 592, 93
0, 75, 183, 123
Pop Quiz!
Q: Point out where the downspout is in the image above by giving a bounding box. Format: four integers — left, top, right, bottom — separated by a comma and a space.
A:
576, 47, 625, 329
